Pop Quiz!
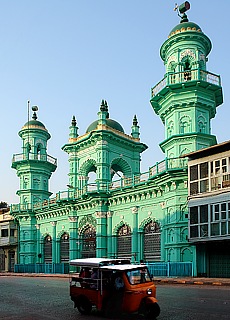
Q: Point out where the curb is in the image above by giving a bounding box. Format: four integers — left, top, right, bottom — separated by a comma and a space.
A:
1, 273, 230, 286
154, 278, 230, 286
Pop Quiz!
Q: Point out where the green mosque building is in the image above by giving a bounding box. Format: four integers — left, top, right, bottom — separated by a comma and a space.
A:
10, 4, 223, 275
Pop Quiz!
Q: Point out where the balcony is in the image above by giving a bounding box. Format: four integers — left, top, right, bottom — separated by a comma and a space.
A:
12, 153, 57, 166
0, 236, 17, 246
11, 157, 188, 214
151, 69, 221, 98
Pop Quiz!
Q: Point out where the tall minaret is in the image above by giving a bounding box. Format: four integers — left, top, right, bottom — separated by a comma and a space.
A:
150, 2, 223, 158
12, 104, 57, 207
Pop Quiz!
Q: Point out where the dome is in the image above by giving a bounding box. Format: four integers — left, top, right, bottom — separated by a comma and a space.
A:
86, 118, 125, 133
169, 21, 202, 38
23, 119, 46, 129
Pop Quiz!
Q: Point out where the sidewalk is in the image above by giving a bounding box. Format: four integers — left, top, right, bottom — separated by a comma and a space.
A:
1, 272, 230, 286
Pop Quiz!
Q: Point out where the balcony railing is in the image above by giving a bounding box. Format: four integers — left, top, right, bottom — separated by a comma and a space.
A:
12, 153, 57, 166
0, 236, 17, 246
11, 157, 188, 213
151, 69, 221, 97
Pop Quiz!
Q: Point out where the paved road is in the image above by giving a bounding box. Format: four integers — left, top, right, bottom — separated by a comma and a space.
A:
0, 276, 230, 319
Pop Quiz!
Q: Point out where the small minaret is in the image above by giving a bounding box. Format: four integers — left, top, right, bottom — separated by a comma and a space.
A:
69, 115, 78, 139
12, 105, 57, 207
131, 115, 140, 139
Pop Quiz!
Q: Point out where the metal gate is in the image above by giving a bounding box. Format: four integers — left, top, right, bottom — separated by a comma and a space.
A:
144, 221, 161, 262
117, 224, 132, 259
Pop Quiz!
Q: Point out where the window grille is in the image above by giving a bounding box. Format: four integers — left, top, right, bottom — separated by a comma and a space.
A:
60, 233, 69, 262
117, 225, 131, 258
44, 236, 52, 263
144, 221, 161, 261
82, 226, 96, 258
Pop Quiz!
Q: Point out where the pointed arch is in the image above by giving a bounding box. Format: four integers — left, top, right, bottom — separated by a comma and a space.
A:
167, 120, 174, 138
197, 114, 207, 133
110, 157, 132, 180
79, 225, 96, 258
181, 247, 193, 262
179, 115, 191, 134
78, 159, 97, 185
79, 159, 97, 176
167, 61, 178, 84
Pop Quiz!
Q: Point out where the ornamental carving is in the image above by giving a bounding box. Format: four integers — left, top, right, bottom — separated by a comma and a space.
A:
180, 49, 195, 60
95, 211, 107, 218
79, 215, 97, 232
68, 217, 78, 223
131, 206, 139, 214
167, 55, 176, 64
107, 211, 114, 218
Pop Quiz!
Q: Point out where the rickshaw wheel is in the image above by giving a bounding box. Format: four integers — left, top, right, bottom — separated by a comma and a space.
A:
144, 302, 160, 319
75, 296, 92, 315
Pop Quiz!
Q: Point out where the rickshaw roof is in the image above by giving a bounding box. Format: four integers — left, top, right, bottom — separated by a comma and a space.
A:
69, 257, 131, 268
100, 264, 147, 271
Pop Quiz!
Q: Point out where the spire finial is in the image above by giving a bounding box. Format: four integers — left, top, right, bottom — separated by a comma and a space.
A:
71, 115, 77, 127
105, 100, 109, 118
133, 114, 138, 126
100, 99, 106, 112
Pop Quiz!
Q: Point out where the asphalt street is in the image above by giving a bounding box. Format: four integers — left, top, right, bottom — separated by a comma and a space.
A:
0, 276, 230, 320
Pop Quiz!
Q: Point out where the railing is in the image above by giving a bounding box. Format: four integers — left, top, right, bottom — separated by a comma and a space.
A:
11, 157, 188, 213
14, 263, 69, 274
14, 262, 192, 276
151, 69, 221, 97
146, 262, 193, 277
12, 153, 57, 166
0, 236, 17, 246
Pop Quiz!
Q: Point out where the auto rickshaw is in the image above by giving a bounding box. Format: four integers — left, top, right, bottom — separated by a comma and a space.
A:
69, 258, 160, 319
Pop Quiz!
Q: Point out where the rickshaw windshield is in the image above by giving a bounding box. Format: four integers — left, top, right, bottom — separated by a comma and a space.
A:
126, 267, 151, 284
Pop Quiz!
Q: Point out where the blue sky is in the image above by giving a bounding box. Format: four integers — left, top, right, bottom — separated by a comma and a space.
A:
1, 0, 229, 204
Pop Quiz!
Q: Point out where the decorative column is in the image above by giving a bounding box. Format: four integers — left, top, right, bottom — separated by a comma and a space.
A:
50, 221, 57, 263
68, 215, 78, 260
107, 211, 113, 257
35, 224, 42, 263
95, 211, 107, 258
131, 206, 139, 262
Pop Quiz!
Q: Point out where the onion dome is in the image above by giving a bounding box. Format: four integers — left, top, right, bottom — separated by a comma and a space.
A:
86, 100, 125, 133
169, 21, 202, 38
86, 118, 124, 133
21, 111, 48, 132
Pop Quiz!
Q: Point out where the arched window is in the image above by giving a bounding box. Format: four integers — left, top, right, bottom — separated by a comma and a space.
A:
60, 233, 69, 262
184, 61, 191, 81
44, 235, 52, 263
117, 224, 132, 259
82, 226, 96, 258
144, 221, 161, 262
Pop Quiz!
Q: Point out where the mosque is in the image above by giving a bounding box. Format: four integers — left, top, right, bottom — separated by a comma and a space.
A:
10, 3, 224, 276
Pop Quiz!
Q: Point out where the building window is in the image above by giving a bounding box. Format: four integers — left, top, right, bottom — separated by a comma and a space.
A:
189, 157, 230, 195
1, 229, 8, 237
117, 224, 132, 259
81, 226, 96, 258
60, 233, 69, 262
44, 235, 52, 263
189, 201, 230, 241
144, 221, 161, 262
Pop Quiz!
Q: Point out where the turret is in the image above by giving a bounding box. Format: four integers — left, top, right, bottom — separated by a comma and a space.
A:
150, 2, 223, 158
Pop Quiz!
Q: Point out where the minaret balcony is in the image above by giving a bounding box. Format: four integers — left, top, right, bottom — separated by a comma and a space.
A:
12, 153, 57, 166
151, 69, 221, 98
